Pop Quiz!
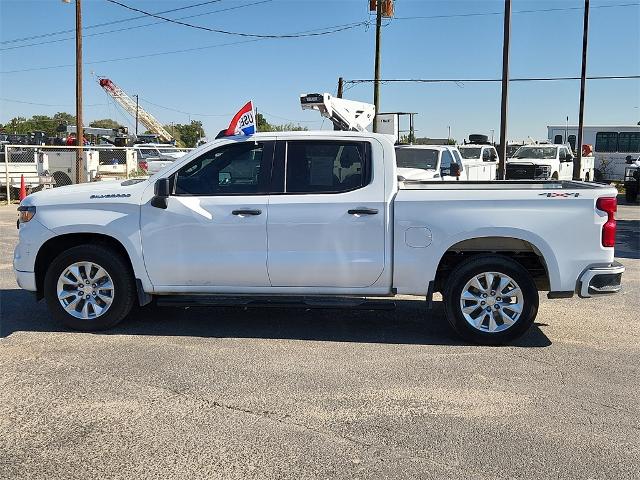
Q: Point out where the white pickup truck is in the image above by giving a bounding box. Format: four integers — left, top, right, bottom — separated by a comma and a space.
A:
14, 131, 624, 344
506, 144, 595, 181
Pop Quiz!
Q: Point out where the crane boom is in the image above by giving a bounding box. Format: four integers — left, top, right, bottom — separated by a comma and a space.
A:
98, 78, 174, 142
300, 93, 375, 132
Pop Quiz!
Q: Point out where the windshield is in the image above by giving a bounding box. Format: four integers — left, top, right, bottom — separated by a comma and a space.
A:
395, 148, 439, 170
458, 147, 482, 159
512, 146, 557, 159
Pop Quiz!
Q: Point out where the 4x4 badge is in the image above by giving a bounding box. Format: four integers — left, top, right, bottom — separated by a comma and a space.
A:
539, 192, 580, 198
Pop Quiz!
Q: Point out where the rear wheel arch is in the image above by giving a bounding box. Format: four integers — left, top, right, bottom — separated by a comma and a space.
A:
35, 233, 135, 299
434, 236, 551, 293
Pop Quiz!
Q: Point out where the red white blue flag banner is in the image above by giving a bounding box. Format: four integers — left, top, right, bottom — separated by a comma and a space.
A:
225, 101, 256, 136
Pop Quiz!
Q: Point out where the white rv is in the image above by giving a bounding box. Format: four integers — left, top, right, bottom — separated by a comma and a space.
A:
547, 125, 640, 181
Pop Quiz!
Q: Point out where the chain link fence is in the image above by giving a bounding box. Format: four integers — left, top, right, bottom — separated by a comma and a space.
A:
2, 144, 195, 201
2, 145, 142, 201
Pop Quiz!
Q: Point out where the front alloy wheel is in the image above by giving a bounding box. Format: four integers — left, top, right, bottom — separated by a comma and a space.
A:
45, 244, 136, 331
56, 261, 115, 320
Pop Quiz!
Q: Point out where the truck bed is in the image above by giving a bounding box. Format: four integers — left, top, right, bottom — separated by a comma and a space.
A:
399, 180, 607, 191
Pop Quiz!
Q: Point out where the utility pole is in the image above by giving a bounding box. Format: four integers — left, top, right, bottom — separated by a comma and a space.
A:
373, 0, 382, 132
337, 77, 344, 98
497, 0, 511, 180
134, 94, 139, 136
74, 0, 83, 183
575, 0, 590, 180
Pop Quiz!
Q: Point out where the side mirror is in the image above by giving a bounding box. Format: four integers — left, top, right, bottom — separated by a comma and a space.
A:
626, 155, 633, 164
450, 162, 461, 178
151, 178, 170, 209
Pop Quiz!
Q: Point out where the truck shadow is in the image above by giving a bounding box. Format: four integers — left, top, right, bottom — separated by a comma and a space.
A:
0, 289, 551, 347
615, 219, 640, 259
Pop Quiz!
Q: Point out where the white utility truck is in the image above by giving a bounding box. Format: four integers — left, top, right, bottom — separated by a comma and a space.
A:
506, 144, 594, 181
15, 127, 625, 345
547, 124, 640, 181
457, 144, 499, 180
395, 145, 468, 181
1, 147, 53, 198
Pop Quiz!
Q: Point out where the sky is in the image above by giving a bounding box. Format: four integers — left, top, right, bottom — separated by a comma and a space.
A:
0, 0, 638, 142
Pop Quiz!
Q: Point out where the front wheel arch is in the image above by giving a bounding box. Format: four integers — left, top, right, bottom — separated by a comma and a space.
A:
35, 233, 135, 300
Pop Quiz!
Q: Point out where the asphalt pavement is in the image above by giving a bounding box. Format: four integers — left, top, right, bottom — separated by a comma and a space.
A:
0, 200, 638, 479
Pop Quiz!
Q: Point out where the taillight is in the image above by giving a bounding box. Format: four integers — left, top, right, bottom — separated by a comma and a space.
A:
596, 197, 617, 247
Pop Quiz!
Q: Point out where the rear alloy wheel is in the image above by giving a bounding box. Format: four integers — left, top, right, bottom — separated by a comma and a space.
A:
443, 255, 539, 345
459, 272, 524, 334
45, 245, 135, 330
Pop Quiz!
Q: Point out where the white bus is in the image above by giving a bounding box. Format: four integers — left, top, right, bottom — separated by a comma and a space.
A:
547, 125, 640, 181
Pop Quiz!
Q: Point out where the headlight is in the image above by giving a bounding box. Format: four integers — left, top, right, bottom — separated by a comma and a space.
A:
535, 165, 551, 179
18, 205, 36, 224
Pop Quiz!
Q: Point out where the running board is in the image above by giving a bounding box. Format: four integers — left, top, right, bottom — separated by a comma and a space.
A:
156, 295, 396, 310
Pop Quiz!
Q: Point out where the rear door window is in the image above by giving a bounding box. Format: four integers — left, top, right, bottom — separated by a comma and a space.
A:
284, 141, 370, 193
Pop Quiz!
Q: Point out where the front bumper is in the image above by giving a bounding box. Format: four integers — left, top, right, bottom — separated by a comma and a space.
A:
578, 261, 625, 298
15, 270, 37, 292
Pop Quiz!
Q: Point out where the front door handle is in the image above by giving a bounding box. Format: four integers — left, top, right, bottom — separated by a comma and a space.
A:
232, 209, 262, 216
348, 208, 378, 215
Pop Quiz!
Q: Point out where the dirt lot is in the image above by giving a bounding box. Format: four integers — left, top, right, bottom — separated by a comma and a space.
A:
0, 201, 638, 479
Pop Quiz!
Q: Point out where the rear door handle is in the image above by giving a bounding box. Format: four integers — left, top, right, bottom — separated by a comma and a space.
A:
232, 209, 262, 216
348, 208, 378, 215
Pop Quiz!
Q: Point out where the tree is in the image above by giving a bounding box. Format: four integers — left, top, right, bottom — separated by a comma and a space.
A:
161, 121, 204, 147
255, 112, 307, 132
53, 112, 75, 125
89, 119, 122, 129
1, 112, 77, 136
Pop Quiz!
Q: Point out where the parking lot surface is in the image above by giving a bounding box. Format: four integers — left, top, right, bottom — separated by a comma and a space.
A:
0, 201, 638, 479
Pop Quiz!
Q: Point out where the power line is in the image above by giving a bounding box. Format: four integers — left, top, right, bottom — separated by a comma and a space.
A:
0, 20, 368, 74
0, 0, 273, 52
104, 0, 369, 38
393, 2, 639, 20
344, 75, 640, 84
0, 0, 225, 45
139, 98, 232, 117
0, 97, 107, 107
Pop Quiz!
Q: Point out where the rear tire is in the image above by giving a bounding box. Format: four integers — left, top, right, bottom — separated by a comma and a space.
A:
44, 244, 135, 331
626, 184, 638, 203
443, 255, 539, 345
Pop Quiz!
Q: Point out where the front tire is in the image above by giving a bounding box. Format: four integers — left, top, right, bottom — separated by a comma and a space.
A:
443, 255, 539, 345
44, 244, 135, 331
